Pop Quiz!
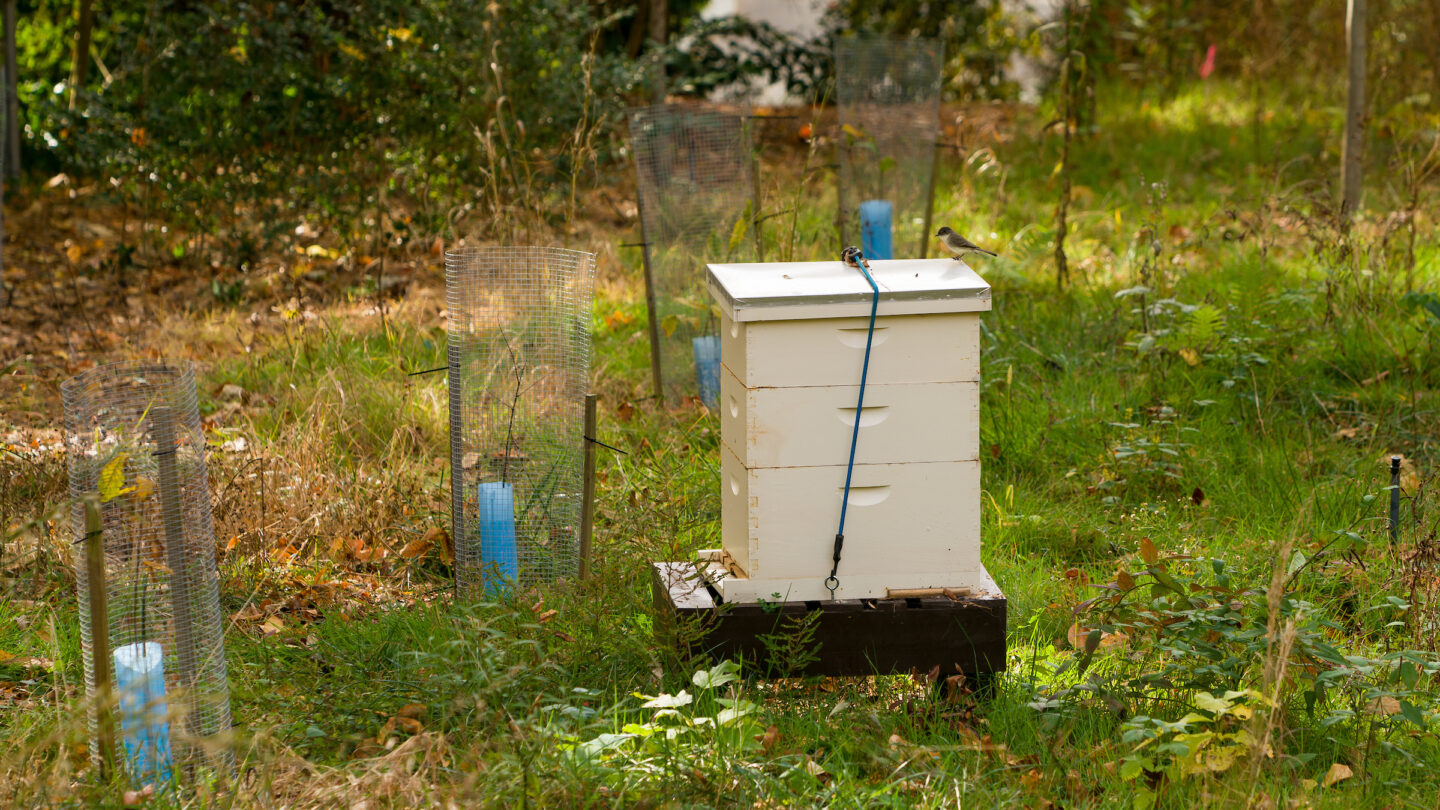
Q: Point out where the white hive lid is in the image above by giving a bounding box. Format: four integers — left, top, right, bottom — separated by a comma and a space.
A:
707, 258, 992, 322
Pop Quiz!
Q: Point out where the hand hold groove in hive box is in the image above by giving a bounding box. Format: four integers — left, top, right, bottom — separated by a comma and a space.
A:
705, 257, 995, 603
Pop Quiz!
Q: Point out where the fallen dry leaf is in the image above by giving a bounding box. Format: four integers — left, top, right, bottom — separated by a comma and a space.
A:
615, 401, 636, 423
399, 535, 433, 560
1322, 762, 1353, 788
1366, 696, 1401, 716
0, 653, 55, 672
803, 757, 832, 785
1066, 623, 1126, 652
759, 724, 780, 754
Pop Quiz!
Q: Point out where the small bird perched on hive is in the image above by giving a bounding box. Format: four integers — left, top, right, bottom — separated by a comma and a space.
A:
936, 227, 997, 260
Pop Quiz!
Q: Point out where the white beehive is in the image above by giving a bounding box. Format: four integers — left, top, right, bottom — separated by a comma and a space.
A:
706, 257, 995, 602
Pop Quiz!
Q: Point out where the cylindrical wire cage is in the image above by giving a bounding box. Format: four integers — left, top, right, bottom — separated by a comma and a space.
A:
447, 247, 597, 597
628, 104, 757, 399
62, 361, 231, 777
835, 36, 945, 258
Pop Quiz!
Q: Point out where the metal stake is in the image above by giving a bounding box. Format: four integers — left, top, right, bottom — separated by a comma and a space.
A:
749, 121, 764, 262
152, 406, 197, 736
919, 142, 940, 259
579, 394, 598, 579
1390, 455, 1402, 543
639, 232, 666, 402
835, 144, 848, 251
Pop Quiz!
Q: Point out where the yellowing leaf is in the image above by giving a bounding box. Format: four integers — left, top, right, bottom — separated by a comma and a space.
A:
99, 453, 136, 502
728, 210, 749, 255
1139, 537, 1158, 566
132, 476, 156, 500
660, 314, 679, 338
1195, 692, 1232, 714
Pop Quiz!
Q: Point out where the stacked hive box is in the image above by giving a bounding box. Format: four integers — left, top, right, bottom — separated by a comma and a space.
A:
706, 258, 996, 603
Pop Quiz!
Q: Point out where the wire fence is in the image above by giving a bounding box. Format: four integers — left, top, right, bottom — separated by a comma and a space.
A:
62, 361, 231, 778
628, 104, 757, 399
447, 246, 596, 597
835, 36, 945, 258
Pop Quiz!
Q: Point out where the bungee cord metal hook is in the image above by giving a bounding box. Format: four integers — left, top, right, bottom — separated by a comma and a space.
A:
827, 246, 881, 599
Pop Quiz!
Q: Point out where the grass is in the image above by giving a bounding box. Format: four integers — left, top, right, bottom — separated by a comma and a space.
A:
2, 76, 1440, 806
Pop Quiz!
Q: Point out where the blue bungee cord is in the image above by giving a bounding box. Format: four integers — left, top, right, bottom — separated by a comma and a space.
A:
826, 246, 881, 599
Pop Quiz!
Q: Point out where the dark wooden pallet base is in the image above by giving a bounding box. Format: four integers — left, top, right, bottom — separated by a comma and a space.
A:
651, 562, 1007, 678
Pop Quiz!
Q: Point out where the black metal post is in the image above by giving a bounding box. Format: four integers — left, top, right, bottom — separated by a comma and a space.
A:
580, 394, 598, 579
1390, 455, 1402, 543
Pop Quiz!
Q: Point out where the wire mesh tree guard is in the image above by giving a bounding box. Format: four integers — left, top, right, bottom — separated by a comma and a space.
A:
447, 247, 597, 598
628, 104, 759, 403
835, 36, 945, 260
62, 361, 231, 782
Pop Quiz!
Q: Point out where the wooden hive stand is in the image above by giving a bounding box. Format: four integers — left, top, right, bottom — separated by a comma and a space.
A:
651, 561, 1006, 679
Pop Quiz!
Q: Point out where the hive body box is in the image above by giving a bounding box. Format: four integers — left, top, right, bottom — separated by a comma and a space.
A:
707, 258, 997, 603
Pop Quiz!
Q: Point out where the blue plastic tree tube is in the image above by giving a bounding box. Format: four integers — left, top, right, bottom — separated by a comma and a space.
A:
692, 335, 721, 410
112, 642, 173, 785
477, 481, 519, 593
859, 200, 894, 260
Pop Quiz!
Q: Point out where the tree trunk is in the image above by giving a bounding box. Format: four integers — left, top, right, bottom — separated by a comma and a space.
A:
3, 0, 17, 177
1053, 5, 1074, 291
625, 0, 649, 59
69, 0, 95, 110
1340, 0, 1366, 216
647, 0, 667, 105
1426, 0, 1440, 102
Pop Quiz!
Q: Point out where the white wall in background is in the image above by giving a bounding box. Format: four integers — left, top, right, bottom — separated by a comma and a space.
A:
701, 0, 826, 39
